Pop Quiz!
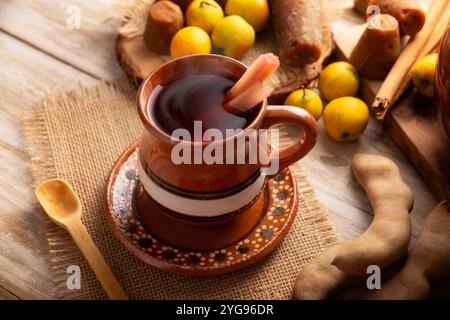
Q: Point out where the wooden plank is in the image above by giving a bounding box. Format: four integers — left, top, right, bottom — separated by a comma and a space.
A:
386, 90, 450, 201
0, 31, 96, 299
0, 0, 123, 80
272, 2, 439, 234
331, 0, 449, 202
331, 0, 434, 105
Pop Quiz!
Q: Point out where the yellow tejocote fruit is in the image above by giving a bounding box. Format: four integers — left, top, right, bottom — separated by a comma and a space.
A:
211, 15, 255, 60
170, 26, 212, 58
319, 62, 360, 102
323, 97, 370, 142
284, 88, 323, 121
225, 0, 270, 33
185, 0, 224, 34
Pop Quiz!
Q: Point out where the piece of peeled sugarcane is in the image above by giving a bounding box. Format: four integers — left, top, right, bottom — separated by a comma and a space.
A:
293, 242, 405, 300
224, 53, 279, 114
350, 14, 401, 80
332, 153, 413, 276
367, 201, 450, 300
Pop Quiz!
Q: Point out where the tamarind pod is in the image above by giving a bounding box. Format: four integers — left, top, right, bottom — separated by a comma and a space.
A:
332, 154, 413, 276
368, 0, 426, 36
367, 269, 430, 300
413, 202, 450, 279
368, 202, 450, 300
293, 245, 359, 300
224, 81, 269, 114
270, 0, 322, 66
350, 14, 401, 80
293, 245, 408, 300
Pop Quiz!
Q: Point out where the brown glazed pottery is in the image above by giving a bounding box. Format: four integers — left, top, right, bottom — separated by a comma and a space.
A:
134, 54, 318, 251
435, 25, 450, 139
104, 143, 299, 275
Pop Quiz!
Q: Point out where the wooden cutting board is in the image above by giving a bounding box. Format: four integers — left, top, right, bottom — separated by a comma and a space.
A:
331, 0, 450, 201
386, 89, 450, 201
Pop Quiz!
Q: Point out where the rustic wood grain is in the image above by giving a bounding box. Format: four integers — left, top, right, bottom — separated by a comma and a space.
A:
284, 119, 437, 243
0, 31, 95, 299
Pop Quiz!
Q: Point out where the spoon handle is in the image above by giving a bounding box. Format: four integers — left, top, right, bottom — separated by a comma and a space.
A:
67, 219, 128, 300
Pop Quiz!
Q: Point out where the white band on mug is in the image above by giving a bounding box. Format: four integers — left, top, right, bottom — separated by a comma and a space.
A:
137, 159, 265, 217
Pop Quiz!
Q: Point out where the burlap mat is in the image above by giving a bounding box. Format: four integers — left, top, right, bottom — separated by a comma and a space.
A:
22, 79, 338, 299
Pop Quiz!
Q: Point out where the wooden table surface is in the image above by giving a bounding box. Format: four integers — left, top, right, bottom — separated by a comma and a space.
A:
0, 0, 438, 299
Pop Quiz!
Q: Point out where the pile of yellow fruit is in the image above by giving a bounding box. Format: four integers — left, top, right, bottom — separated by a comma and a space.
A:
168, 1, 374, 143
171, 0, 270, 60
285, 61, 370, 142
285, 53, 440, 142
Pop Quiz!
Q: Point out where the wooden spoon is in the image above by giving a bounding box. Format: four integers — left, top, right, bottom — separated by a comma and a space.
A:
35, 179, 128, 300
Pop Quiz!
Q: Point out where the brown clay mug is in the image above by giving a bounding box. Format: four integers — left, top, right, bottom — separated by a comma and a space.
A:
136, 54, 318, 250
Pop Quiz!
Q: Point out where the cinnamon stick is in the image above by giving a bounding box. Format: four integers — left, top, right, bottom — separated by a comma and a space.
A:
391, 5, 450, 105
372, 0, 448, 120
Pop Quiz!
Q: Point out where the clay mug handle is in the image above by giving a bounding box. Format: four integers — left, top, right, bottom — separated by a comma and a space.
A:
260, 105, 318, 178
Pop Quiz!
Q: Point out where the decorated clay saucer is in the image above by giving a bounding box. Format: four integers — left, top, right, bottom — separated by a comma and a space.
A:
104, 142, 299, 275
